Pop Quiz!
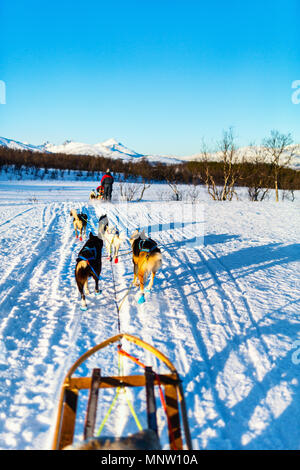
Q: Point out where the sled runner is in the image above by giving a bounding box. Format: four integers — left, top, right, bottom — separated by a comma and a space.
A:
52, 334, 192, 450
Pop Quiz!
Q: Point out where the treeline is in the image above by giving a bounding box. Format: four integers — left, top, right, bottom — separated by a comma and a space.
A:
0, 137, 299, 194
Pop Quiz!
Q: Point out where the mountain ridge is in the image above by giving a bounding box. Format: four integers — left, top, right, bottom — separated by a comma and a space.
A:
1, 135, 299, 168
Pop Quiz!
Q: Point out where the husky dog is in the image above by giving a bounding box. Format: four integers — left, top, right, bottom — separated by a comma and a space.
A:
129, 229, 162, 304
70, 209, 88, 241
98, 214, 125, 263
75, 232, 103, 310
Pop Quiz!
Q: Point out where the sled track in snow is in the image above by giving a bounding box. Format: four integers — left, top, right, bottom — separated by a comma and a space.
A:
1, 198, 298, 450
0, 207, 35, 234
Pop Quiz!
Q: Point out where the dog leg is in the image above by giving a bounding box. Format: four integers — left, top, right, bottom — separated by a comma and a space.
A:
84, 279, 90, 295
137, 272, 145, 304
146, 272, 155, 292
94, 277, 101, 296
133, 262, 139, 286
81, 295, 87, 310
106, 241, 112, 261
114, 241, 120, 263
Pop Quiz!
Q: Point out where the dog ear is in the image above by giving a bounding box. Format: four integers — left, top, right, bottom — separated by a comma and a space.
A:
140, 229, 147, 240
130, 229, 139, 240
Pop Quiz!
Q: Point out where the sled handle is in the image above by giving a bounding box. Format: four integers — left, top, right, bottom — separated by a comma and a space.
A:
65, 334, 177, 380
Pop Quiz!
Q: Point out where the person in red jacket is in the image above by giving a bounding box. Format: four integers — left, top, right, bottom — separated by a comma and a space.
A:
100, 169, 114, 201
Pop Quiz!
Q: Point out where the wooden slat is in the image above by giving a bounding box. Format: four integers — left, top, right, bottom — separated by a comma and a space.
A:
164, 384, 183, 450
58, 388, 78, 450
145, 367, 158, 435
84, 368, 101, 440
177, 381, 193, 450
68, 373, 179, 390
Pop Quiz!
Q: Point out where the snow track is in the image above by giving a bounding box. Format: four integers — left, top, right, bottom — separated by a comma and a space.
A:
0, 195, 299, 450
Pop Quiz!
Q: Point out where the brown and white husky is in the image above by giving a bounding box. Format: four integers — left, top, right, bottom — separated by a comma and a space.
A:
129, 229, 162, 304
70, 209, 88, 241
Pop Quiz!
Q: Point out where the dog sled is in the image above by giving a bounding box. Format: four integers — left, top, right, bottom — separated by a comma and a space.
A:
89, 186, 104, 201
52, 334, 192, 450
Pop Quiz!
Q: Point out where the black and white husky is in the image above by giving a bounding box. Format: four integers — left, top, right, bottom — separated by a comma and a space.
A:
98, 214, 126, 263
75, 232, 103, 310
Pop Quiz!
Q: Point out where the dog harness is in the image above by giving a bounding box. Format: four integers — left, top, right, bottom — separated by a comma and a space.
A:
77, 246, 100, 279
78, 213, 88, 223
138, 238, 158, 253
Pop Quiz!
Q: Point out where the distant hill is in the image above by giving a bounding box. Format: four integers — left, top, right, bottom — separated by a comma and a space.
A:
1, 136, 299, 169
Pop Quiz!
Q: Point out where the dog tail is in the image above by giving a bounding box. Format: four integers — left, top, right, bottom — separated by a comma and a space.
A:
152, 252, 162, 273
118, 231, 127, 242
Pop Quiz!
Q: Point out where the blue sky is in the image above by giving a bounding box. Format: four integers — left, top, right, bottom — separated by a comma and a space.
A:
0, 0, 299, 156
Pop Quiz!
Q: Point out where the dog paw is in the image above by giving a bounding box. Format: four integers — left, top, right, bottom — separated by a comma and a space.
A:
80, 305, 88, 311
137, 294, 145, 304
95, 290, 102, 296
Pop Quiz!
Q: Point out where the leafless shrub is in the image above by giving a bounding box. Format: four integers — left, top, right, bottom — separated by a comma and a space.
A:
281, 189, 295, 202
186, 185, 200, 203
119, 180, 151, 201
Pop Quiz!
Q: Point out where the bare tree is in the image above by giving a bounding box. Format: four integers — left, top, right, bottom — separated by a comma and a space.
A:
166, 180, 183, 201
165, 166, 183, 201
136, 179, 151, 202
247, 145, 271, 201
199, 128, 242, 201
262, 130, 295, 202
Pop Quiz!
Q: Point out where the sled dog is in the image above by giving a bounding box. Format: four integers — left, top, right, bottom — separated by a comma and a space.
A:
98, 214, 125, 263
75, 232, 103, 310
70, 209, 88, 241
129, 229, 162, 304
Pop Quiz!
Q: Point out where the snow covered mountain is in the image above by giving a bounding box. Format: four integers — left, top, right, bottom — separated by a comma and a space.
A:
1, 135, 300, 168
0, 136, 48, 154
0, 136, 180, 165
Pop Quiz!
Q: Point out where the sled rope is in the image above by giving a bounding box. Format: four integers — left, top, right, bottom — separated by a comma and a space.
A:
96, 346, 143, 436
117, 346, 178, 450
109, 258, 122, 334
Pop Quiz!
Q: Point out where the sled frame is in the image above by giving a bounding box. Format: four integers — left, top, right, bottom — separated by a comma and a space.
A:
52, 334, 192, 450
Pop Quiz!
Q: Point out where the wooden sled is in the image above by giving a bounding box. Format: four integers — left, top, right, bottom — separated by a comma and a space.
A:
52, 334, 192, 450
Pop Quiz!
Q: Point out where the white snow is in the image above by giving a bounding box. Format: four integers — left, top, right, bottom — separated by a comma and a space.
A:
0, 175, 299, 450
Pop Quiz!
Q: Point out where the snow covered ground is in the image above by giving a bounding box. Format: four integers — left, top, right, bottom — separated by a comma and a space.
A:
0, 178, 299, 450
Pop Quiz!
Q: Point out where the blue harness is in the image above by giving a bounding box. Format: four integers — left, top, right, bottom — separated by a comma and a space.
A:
78, 246, 99, 279
138, 239, 157, 253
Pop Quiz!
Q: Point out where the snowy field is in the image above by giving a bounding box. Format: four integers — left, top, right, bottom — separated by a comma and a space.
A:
0, 178, 299, 450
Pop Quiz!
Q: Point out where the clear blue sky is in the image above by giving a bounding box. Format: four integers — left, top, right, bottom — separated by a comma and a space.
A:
1, 0, 299, 156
